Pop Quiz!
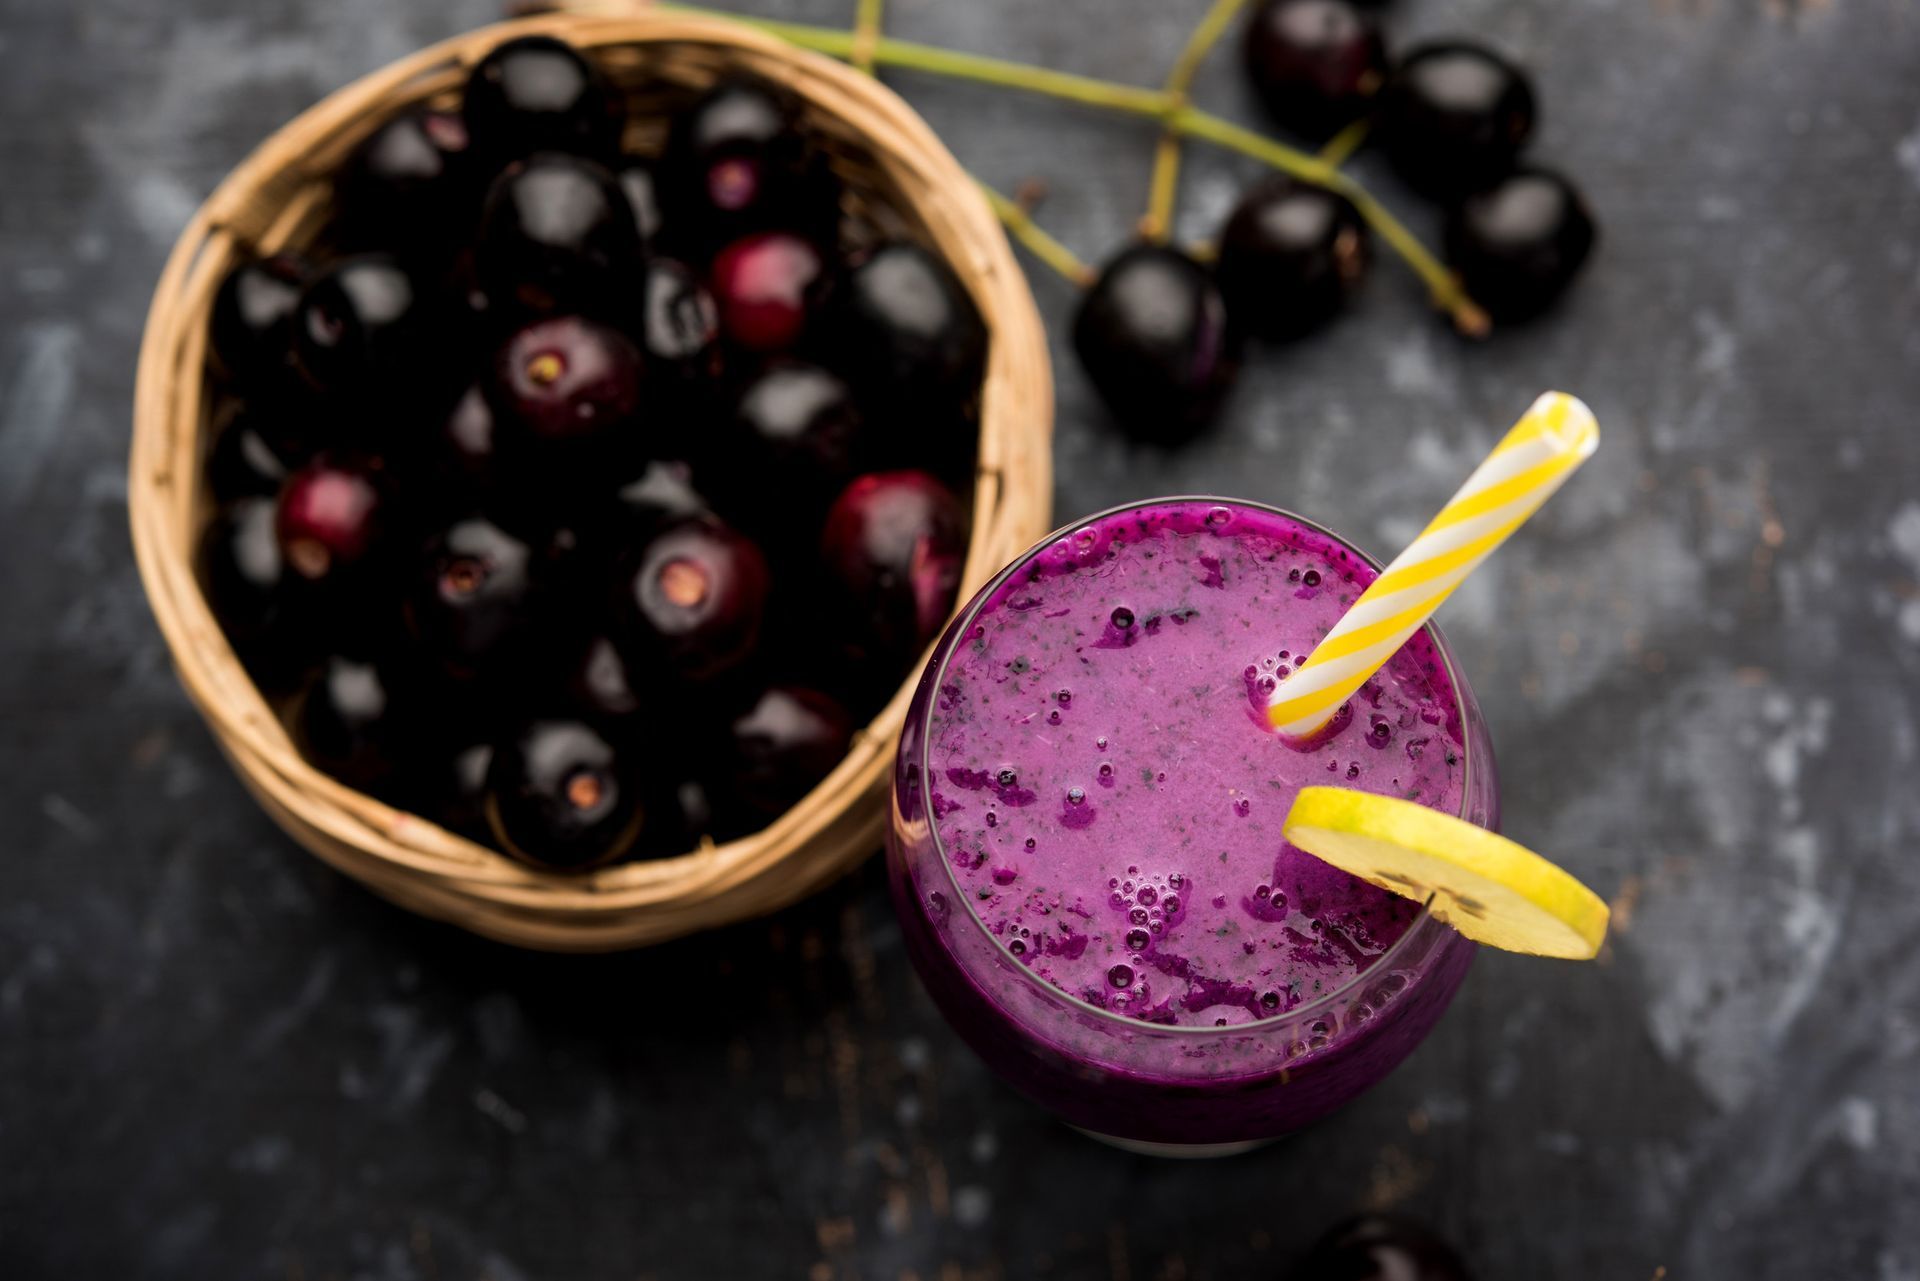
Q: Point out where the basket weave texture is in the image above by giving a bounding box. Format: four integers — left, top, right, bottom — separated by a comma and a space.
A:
129, 9, 1054, 951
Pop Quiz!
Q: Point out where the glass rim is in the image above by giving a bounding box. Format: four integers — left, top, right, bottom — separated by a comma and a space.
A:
915, 494, 1479, 1039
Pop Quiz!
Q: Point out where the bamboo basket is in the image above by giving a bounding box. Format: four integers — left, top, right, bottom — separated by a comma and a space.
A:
129, 9, 1053, 951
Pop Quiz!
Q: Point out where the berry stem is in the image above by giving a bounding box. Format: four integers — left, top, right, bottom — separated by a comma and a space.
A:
849, 0, 884, 72
661, 3, 1489, 331
1140, 0, 1248, 243
978, 183, 1096, 287
1170, 108, 1490, 335
1318, 118, 1370, 167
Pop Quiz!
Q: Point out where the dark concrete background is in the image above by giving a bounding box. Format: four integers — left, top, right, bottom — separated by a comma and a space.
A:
4, 0, 1919, 1277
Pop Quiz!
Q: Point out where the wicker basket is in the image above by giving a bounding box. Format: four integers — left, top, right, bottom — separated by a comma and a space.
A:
129, 9, 1053, 951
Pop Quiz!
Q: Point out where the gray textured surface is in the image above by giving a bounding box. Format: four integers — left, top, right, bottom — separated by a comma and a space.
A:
4, 0, 1920, 1276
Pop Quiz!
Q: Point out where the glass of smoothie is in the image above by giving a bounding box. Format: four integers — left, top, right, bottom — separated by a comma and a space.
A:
886, 497, 1497, 1154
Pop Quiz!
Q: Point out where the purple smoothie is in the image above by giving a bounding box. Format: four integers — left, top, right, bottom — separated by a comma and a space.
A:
888, 499, 1497, 1148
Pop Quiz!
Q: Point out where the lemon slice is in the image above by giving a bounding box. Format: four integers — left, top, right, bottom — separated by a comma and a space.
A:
1282, 786, 1609, 959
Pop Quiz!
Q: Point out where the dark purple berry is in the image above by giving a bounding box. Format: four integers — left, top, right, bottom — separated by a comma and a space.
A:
819, 470, 965, 660
403, 516, 539, 679
490, 314, 643, 468
476, 152, 643, 316
1242, 0, 1387, 141
564, 635, 645, 726
294, 255, 444, 399
664, 80, 840, 251
485, 718, 644, 870
338, 108, 476, 246
463, 35, 619, 164
613, 518, 771, 682
290, 654, 416, 796
1071, 245, 1239, 443
1217, 178, 1368, 339
209, 255, 307, 393
1444, 167, 1595, 323
636, 257, 722, 390
725, 686, 853, 814
726, 360, 863, 494
1288, 1215, 1473, 1281
197, 497, 311, 688
710, 231, 827, 353
830, 241, 985, 402
1378, 42, 1535, 197
275, 457, 386, 585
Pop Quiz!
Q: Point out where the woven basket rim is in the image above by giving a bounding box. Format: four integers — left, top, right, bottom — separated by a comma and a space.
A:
128, 8, 1054, 948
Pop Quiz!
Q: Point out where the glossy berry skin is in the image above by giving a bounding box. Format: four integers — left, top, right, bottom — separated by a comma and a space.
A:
476, 152, 644, 317
613, 517, 771, 682
616, 162, 665, 247
275, 457, 386, 585
725, 685, 853, 815
1444, 167, 1596, 323
290, 654, 415, 795
209, 256, 307, 393
490, 314, 644, 468
665, 80, 839, 251
1241, 0, 1387, 142
1288, 1215, 1473, 1281
1217, 177, 1369, 339
1378, 42, 1535, 197
727, 360, 863, 496
197, 497, 313, 689
435, 742, 496, 843
403, 516, 539, 680
830, 241, 986, 403
429, 385, 501, 495
1071, 245, 1240, 443
606, 458, 713, 540
485, 718, 645, 871
294, 255, 441, 399
205, 411, 296, 503
636, 258, 723, 392
463, 35, 619, 164
564, 634, 645, 726
338, 108, 475, 246
710, 232, 827, 353
819, 470, 965, 660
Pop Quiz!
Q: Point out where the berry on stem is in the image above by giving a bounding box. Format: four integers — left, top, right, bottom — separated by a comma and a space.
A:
1217, 177, 1368, 339
1444, 167, 1595, 323
1241, 0, 1388, 142
1071, 244, 1239, 443
1377, 42, 1536, 197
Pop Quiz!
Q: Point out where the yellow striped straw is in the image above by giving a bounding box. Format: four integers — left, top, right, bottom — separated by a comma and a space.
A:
1268, 391, 1600, 739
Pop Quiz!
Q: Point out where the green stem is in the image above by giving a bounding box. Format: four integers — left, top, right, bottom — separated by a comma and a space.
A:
849, 0, 883, 71
1142, 0, 1248, 242
661, 2, 1488, 332
979, 183, 1095, 287
1318, 118, 1370, 168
